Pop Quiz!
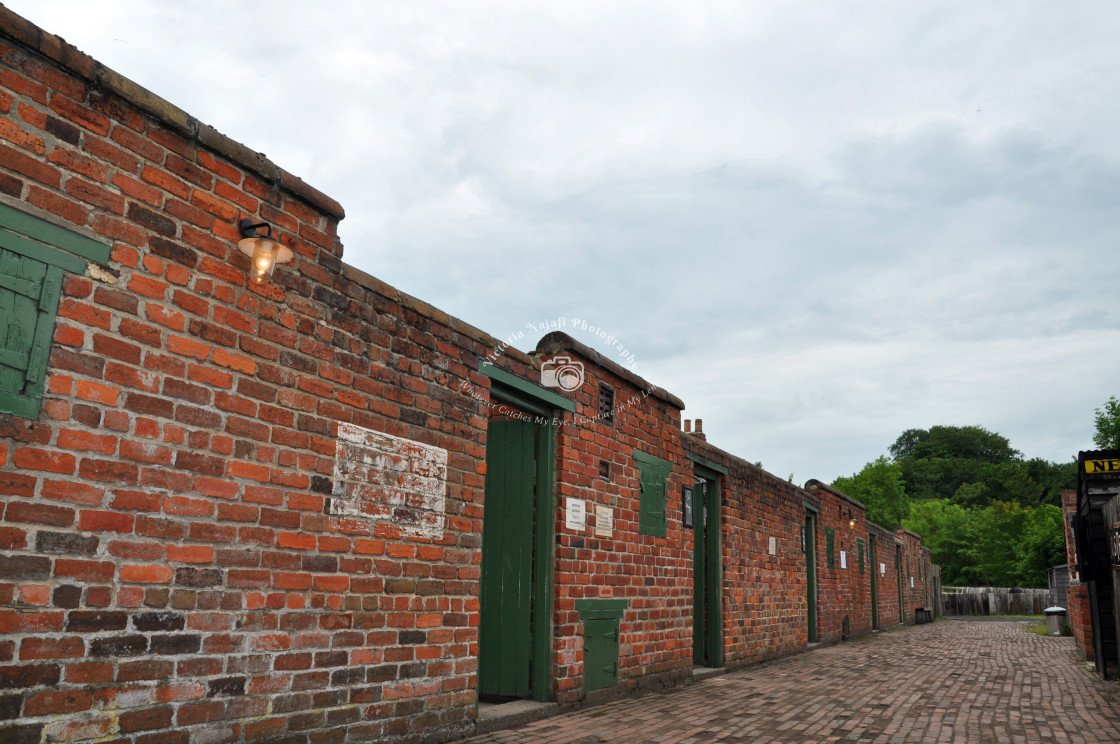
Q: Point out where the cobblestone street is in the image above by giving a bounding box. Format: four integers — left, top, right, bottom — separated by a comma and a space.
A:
461, 621, 1120, 743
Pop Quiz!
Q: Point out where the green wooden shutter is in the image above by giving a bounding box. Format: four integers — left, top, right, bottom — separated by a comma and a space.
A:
0, 204, 108, 419
825, 527, 835, 569
857, 538, 865, 574
634, 450, 670, 538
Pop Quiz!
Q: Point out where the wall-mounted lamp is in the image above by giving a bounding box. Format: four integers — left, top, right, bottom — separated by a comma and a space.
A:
237, 218, 293, 284
848, 509, 856, 528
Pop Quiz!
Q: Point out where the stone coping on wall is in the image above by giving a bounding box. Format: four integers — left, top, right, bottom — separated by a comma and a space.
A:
0, 6, 345, 224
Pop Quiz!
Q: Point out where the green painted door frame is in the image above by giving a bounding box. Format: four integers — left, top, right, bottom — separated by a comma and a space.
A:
691, 464, 723, 667
869, 535, 879, 630
805, 513, 818, 643
477, 365, 573, 702
896, 545, 905, 624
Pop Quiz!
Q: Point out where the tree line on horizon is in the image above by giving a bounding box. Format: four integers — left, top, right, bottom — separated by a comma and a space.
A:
829, 399, 1120, 589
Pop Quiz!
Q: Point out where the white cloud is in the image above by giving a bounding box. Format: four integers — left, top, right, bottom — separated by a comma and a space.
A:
9, 0, 1120, 481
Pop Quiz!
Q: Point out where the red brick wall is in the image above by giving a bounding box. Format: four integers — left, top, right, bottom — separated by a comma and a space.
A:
1062, 488, 1093, 659
895, 529, 931, 623
534, 334, 693, 703
805, 481, 872, 643
869, 525, 901, 628
683, 439, 810, 667
0, 13, 547, 742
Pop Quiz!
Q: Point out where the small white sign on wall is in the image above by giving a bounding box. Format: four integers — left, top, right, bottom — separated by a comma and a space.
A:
566, 498, 586, 531
840, 551, 847, 569
768, 536, 776, 555
880, 563, 886, 576
910, 576, 915, 588
595, 504, 613, 538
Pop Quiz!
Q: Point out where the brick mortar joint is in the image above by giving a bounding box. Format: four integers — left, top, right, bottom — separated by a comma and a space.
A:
0, 5, 345, 223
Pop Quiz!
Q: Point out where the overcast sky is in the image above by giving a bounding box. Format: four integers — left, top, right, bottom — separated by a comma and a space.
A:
11, 1, 1120, 483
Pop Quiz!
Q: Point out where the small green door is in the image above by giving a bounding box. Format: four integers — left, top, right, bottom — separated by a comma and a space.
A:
869, 535, 879, 630
805, 514, 818, 643
692, 473, 721, 666
479, 419, 538, 698
583, 617, 619, 691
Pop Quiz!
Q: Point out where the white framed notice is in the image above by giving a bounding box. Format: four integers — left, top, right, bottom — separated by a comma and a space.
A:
840, 551, 847, 569
565, 498, 586, 531
880, 563, 886, 576
768, 536, 776, 555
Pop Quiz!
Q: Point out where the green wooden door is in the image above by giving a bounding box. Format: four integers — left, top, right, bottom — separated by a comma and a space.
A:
869, 535, 879, 630
0, 246, 62, 419
692, 474, 721, 666
805, 515, 818, 643
479, 418, 538, 698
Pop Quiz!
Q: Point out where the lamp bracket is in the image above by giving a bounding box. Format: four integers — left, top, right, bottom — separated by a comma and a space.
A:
238, 218, 273, 239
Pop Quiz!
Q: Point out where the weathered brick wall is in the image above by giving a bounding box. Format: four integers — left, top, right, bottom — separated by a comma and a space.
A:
534, 333, 693, 703
895, 529, 929, 623
683, 438, 810, 667
0, 11, 549, 742
869, 524, 901, 628
1062, 488, 1093, 659
805, 481, 872, 644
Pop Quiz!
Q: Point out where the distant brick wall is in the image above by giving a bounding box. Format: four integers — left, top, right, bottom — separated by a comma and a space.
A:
683, 438, 809, 668
806, 481, 872, 643
869, 524, 901, 628
1061, 488, 1093, 659
895, 529, 931, 624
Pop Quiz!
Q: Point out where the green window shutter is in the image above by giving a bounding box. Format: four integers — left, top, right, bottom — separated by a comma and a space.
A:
857, 538, 865, 574
0, 248, 63, 418
825, 527, 835, 569
0, 205, 108, 419
634, 450, 670, 538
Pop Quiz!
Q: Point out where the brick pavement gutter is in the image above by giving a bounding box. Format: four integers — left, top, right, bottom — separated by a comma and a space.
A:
458, 621, 1120, 743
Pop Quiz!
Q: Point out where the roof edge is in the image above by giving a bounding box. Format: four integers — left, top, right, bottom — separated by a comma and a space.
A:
0, 6, 344, 222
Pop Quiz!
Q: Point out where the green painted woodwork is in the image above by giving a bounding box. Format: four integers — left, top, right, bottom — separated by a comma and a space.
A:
857, 538, 865, 575
577, 600, 625, 692
0, 204, 108, 419
0, 246, 63, 419
692, 467, 722, 667
825, 527, 835, 569
896, 546, 904, 623
478, 370, 560, 702
0, 202, 109, 264
480, 362, 576, 413
479, 418, 537, 698
635, 449, 671, 538
869, 536, 879, 630
806, 515, 818, 643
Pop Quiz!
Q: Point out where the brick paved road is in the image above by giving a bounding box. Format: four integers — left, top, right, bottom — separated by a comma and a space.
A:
461, 621, 1120, 743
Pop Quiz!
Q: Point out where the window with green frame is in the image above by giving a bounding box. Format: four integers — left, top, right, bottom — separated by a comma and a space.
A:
634, 449, 671, 538
824, 526, 835, 569
0, 203, 108, 418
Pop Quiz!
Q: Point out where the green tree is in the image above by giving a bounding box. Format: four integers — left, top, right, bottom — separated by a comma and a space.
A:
902, 499, 977, 585
889, 425, 1019, 464
831, 456, 909, 530
968, 501, 1029, 586
1093, 395, 1120, 449
1014, 505, 1066, 588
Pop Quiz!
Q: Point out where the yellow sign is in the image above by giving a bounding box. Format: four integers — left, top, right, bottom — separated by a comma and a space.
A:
1085, 458, 1120, 474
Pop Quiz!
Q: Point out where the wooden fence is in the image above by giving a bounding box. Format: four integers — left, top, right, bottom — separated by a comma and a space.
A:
940, 586, 1051, 616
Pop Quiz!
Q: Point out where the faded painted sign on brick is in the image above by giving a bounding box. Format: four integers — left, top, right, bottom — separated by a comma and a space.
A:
331, 423, 447, 538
